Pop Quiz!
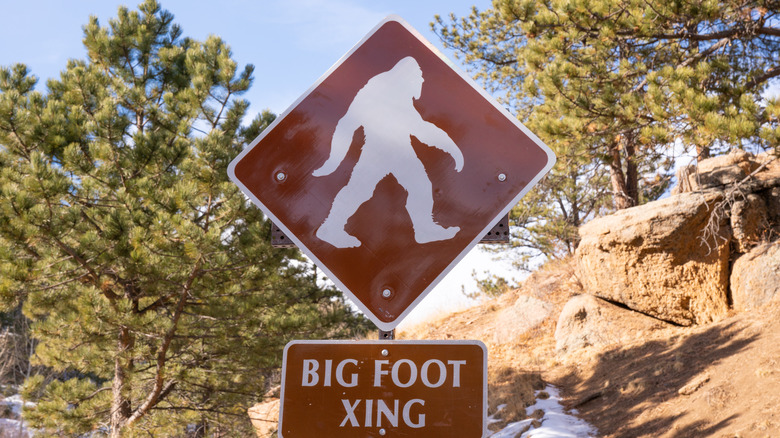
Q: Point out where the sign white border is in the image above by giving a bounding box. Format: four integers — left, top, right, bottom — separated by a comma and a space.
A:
278, 340, 489, 438
228, 15, 556, 331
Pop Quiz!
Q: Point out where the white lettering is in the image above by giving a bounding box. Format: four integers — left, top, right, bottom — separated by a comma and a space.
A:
448, 360, 466, 387
338, 399, 427, 428
364, 399, 373, 427
324, 360, 332, 386
374, 360, 390, 387
302, 359, 319, 387
421, 359, 446, 388
391, 359, 417, 388
339, 399, 360, 427
336, 359, 358, 387
306, 357, 467, 392
376, 399, 399, 427
403, 399, 425, 428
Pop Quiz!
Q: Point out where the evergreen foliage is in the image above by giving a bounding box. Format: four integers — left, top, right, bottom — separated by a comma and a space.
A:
0, 1, 370, 435
435, 0, 780, 261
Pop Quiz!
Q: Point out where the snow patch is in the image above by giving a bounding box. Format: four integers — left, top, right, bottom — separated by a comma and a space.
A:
0, 394, 34, 438
2, 395, 34, 418
488, 385, 596, 438
0, 418, 30, 438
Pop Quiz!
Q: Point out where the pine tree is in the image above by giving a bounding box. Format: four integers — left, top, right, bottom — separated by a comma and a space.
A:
434, 0, 780, 257
0, 1, 370, 435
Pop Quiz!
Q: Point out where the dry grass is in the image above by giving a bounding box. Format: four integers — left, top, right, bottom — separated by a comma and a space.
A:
487, 366, 543, 422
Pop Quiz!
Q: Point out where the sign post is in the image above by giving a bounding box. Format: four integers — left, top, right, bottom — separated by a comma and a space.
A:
278, 341, 487, 438
228, 15, 555, 331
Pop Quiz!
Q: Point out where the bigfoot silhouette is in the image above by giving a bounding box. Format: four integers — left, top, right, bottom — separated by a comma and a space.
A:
313, 56, 464, 248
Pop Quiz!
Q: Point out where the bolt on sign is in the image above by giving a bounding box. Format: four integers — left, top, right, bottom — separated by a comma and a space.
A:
228, 16, 556, 330
279, 341, 487, 438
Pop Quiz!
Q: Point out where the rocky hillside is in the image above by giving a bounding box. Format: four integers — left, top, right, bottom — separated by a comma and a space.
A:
403, 150, 780, 437
250, 150, 779, 437
401, 261, 780, 437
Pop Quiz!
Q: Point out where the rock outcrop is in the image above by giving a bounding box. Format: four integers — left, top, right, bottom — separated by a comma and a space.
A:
576, 190, 731, 326
730, 193, 769, 253
576, 150, 779, 329
730, 241, 780, 312
673, 149, 760, 193
248, 398, 280, 438
555, 294, 672, 353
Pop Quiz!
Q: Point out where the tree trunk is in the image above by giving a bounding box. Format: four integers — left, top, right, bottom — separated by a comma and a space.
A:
110, 327, 134, 437
609, 136, 638, 210
623, 133, 638, 206
566, 167, 582, 253
696, 144, 710, 161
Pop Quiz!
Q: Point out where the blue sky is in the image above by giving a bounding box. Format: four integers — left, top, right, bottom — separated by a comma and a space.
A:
1, 0, 518, 327
1, 0, 491, 117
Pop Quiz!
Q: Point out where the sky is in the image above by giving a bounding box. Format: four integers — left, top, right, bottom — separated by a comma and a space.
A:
1, 0, 491, 116
0, 0, 523, 329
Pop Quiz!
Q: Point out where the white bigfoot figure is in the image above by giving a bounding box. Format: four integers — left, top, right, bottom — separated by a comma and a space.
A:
313, 56, 464, 248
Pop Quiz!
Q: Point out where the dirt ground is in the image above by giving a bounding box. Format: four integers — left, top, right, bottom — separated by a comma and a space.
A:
551, 300, 780, 438
398, 259, 780, 437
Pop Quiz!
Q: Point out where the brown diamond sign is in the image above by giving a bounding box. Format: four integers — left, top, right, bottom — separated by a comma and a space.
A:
228, 16, 555, 330
278, 340, 487, 438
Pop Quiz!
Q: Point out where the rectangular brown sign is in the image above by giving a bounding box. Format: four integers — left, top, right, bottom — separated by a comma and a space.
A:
279, 340, 487, 437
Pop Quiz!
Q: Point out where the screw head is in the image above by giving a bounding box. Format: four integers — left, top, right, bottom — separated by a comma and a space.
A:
382, 288, 392, 299
498, 173, 507, 182
379, 428, 386, 436
275, 171, 287, 182
381, 349, 389, 357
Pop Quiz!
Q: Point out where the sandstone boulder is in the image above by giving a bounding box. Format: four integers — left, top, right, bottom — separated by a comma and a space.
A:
756, 151, 780, 177
744, 152, 780, 240
674, 150, 760, 193
730, 241, 780, 312
554, 294, 672, 353
731, 194, 769, 253
490, 294, 552, 345
248, 398, 280, 438
576, 190, 731, 326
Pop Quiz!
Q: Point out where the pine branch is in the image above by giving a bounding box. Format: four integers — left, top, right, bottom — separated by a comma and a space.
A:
629, 36, 732, 95
125, 257, 202, 427
745, 64, 780, 90
48, 237, 120, 301
151, 405, 246, 417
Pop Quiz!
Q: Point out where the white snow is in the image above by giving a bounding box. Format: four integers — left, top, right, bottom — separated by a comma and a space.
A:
488, 385, 596, 438
2, 395, 34, 417
0, 394, 34, 438
0, 418, 30, 437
